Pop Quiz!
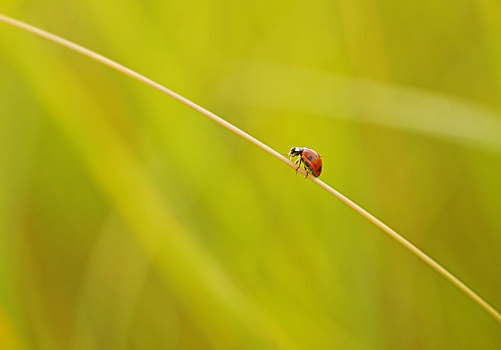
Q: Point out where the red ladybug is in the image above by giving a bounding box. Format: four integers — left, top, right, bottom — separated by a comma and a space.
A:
286, 147, 323, 178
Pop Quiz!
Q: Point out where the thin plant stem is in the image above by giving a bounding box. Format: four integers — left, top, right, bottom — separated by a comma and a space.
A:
1, 13, 500, 324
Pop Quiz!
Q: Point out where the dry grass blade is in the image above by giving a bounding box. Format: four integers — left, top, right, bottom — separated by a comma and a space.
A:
0, 13, 500, 324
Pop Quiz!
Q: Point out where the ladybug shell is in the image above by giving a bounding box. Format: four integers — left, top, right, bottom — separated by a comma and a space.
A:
301, 148, 322, 177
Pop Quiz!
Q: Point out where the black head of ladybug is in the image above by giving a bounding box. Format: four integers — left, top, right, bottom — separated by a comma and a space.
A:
288, 147, 304, 158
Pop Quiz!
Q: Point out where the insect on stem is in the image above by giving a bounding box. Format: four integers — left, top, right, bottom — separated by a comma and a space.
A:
0, 13, 500, 324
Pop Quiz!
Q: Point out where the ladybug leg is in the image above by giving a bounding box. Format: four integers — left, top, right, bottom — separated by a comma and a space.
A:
304, 171, 309, 179
294, 158, 302, 174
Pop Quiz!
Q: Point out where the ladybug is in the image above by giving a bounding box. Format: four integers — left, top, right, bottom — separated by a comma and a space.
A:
286, 147, 323, 178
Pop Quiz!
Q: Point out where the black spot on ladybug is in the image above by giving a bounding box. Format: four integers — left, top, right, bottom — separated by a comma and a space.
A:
317, 166, 322, 172
308, 155, 313, 161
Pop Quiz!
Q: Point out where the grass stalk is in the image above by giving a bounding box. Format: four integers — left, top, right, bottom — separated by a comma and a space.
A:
1, 13, 500, 324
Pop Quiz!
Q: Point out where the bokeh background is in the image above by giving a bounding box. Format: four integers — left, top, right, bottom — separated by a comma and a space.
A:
1, 0, 501, 349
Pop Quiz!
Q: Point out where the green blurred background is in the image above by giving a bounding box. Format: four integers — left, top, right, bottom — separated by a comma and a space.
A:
1, 0, 500, 348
